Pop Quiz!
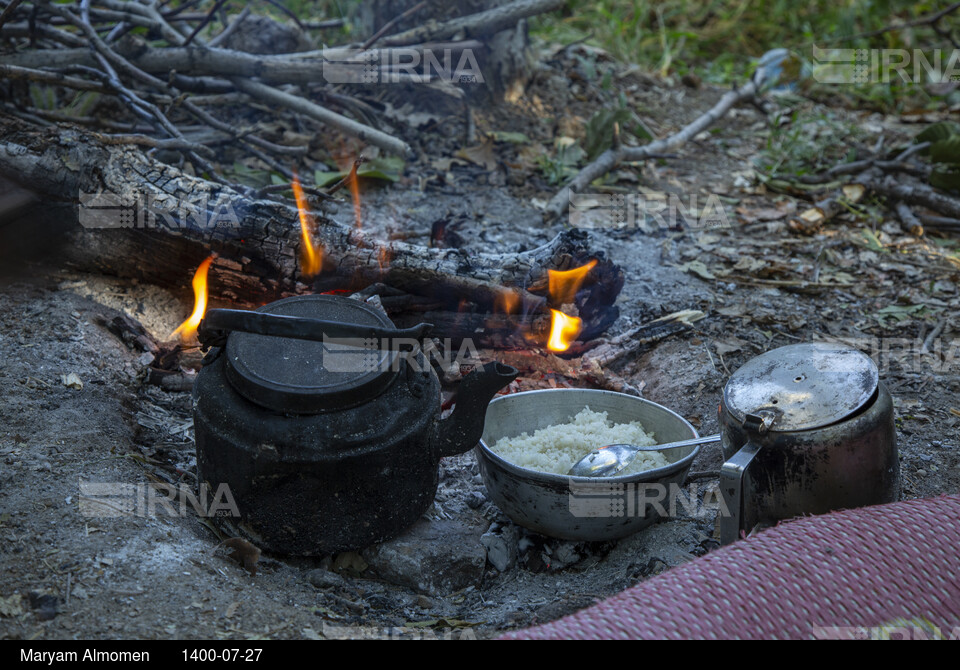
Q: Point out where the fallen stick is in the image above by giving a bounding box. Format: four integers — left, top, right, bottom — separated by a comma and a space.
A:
545, 66, 777, 221
232, 78, 412, 157
380, 0, 566, 46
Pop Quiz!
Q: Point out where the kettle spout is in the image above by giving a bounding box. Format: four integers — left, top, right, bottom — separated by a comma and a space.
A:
433, 361, 518, 458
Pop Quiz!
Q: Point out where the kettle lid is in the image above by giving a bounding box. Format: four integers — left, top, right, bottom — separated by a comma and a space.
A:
223, 294, 400, 414
723, 342, 879, 432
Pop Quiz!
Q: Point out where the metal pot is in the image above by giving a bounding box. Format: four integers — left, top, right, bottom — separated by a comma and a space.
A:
718, 342, 899, 544
476, 389, 702, 541
192, 294, 517, 555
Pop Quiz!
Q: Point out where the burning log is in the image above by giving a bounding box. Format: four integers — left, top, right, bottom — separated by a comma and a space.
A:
0, 118, 624, 342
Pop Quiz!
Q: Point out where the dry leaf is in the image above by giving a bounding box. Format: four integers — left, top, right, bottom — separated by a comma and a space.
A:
799, 207, 826, 225
61, 373, 83, 390
0, 594, 23, 617
842, 183, 865, 203
225, 601, 240, 618
736, 201, 794, 223
674, 261, 715, 280
714, 338, 748, 356
455, 138, 498, 171
213, 538, 261, 576
732, 256, 766, 273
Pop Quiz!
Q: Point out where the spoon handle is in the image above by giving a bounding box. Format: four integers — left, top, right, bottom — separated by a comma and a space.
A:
632, 433, 722, 451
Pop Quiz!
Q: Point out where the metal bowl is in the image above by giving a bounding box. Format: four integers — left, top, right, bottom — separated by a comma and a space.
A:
476, 389, 700, 541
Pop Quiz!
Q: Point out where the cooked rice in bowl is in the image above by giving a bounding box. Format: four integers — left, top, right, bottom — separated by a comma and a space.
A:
489, 407, 668, 476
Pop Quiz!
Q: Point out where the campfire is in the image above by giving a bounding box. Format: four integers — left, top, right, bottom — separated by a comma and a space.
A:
5, 0, 951, 645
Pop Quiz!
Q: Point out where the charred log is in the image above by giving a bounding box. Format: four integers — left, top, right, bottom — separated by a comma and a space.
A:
0, 118, 623, 336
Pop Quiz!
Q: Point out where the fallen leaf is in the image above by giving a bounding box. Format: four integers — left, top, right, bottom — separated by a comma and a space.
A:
213, 538, 261, 576
949, 408, 960, 418
61, 373, 83, 390
873, 303, 927, 325
732, 256, 767, 273
0, 594, 23, 617
714, 337, 748, 356
314, 156, 405, 186
735, 201, 795, 223
799, 207, 825, 225
842, 183, 866, 203
455, 138, 498, 171
674, 261, 715, 280
516, 142, 548, 170
430, 156, 469, 172
225, 601, 240, 618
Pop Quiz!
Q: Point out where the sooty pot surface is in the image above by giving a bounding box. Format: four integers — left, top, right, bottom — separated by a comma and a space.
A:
192, 295, 516, 555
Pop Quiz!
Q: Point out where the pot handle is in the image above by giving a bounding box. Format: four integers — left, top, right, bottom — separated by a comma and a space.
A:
198, 308, 433, 349
719, 439, 762, 545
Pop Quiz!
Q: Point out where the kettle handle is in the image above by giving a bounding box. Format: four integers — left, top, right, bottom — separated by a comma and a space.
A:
719, 440, 762, 545
198, 308, 433, 349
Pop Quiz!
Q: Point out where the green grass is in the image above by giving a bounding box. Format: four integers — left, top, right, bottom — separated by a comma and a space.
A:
530, 0, 960, 98
756, 109, 867, 177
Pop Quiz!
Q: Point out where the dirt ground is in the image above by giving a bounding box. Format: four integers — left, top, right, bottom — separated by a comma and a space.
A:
1, 45, 959, 640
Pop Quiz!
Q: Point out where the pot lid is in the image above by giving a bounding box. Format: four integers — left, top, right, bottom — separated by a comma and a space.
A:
723, 342, 879, 432
223, 295, 399, 414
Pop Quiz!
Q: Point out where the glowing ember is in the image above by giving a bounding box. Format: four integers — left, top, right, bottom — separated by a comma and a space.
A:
547, 259, 597, 306
292, 172, 323, 277
547, 309, 582, 352
171, 255, 214, 342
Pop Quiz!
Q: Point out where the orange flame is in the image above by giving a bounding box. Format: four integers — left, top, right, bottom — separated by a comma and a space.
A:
545, 260, 596, 352
547, 309, 582, 352
378, 245, 391, 275
494, 289, 521, 315
548, 259, 597, 306
171, 255, 214, 342
292, 172, 323, 277
348, 167, 362, 231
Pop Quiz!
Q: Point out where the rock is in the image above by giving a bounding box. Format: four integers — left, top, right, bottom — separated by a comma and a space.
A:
465, 491, 487, 509
480, 523, 518, 572
305, 568, 348, 591
27, 592, 58, 621
362, 517, 488, 596
550, 541, 582, 570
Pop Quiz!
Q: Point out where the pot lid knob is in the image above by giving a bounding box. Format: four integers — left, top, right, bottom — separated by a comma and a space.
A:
723, 342, 879, 432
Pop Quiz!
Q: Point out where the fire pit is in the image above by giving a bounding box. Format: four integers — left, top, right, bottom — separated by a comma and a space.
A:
192, 294, 517, 555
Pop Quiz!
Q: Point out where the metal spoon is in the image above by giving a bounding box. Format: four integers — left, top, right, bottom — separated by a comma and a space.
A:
567, 434, 721, 477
